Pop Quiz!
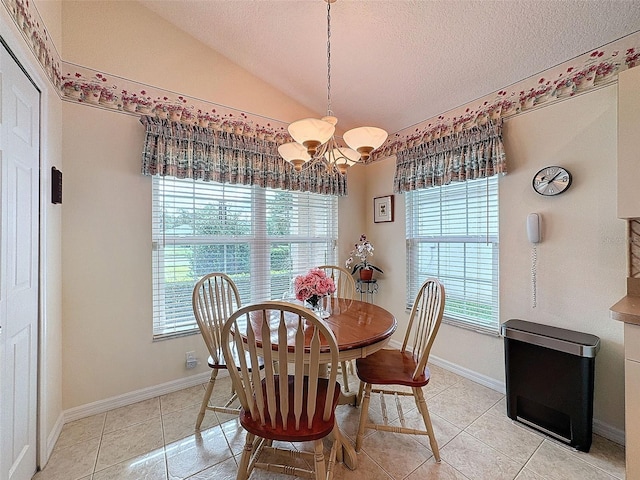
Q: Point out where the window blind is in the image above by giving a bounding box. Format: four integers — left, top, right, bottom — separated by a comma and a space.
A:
406, 176, 499, 334
152, 176, 338, 339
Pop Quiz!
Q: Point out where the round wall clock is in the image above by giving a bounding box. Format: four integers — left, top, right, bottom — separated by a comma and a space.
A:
532, 166, 572, 196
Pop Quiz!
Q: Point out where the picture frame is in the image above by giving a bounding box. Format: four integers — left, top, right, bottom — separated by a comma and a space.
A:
374, 195, 394, 223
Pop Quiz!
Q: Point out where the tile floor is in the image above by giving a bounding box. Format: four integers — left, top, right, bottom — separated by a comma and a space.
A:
33, 364, 626, 480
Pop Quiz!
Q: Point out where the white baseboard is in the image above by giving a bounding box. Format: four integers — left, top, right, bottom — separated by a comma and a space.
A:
428, 353, 507, 394
593, 418, 626, 446
64, 371, 212, 423
45, 412, 65, 462
387, 340, 626, 446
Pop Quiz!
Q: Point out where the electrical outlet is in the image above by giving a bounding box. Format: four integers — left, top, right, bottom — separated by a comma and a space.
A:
185, 351, 198, 369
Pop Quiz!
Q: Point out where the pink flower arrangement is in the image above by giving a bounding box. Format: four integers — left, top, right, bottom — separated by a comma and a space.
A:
294, 268, 336, 307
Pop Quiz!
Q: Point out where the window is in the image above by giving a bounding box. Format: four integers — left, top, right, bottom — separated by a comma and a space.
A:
405, 176, 499, 334
152, 176, 338, 339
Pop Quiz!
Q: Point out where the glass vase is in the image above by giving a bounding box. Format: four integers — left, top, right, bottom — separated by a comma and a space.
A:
306, 295, 330, 319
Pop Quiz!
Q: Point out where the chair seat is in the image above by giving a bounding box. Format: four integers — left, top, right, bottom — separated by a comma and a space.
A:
240, 375, 341, 443
356, 349, 431, 387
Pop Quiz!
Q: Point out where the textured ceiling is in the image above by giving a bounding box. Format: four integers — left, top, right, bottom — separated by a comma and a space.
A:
139, 0, 640, 134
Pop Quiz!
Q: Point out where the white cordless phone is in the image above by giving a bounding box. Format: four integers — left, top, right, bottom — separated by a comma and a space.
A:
527, 214, 541, 308
527, 213, 541, 244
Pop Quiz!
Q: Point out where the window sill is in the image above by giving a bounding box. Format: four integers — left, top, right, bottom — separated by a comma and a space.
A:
153, 329, 200, 342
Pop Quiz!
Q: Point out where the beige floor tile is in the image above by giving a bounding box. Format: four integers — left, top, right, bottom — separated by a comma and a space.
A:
465, 412, 544, 464
455, 378, 505, 406
165, 424, 235, 479
185, 455, 239, 479
53, 412, 105, 450
427, 364, 465, 388
32, 436, 100, 480
486, 397, 508, 417
96, 416, 164, 471
334, 403, 377, 442
423, 364, 465, 399
526, 440, 619, 480
332, 450, 393, 479
568, 434, 626, 480
405, 458, 470, 480
217, 418, 247, 455
514, 469, 546, 480
206, 375, 237, 407
92, 448, 167, 480
163, 401, 221, 444
423, 380, 452, 399
394, 409, 461, 451
160, 384, 206, 415
440, 431, 522, 480
359, 430, 433, 479
103, 397, 161, 433
338, 369, 361, 393
428, 381, 502, 430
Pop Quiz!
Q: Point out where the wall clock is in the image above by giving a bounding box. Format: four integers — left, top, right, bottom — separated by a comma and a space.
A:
532, 166, 572, 196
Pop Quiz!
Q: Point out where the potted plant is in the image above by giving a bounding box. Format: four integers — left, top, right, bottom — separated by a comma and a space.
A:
345, 234, 383, 281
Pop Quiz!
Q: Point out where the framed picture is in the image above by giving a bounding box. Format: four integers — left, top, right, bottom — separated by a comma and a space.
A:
374, 195, 394, 223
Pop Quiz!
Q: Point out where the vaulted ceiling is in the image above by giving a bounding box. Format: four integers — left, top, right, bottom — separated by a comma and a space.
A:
139, 0, 640, 134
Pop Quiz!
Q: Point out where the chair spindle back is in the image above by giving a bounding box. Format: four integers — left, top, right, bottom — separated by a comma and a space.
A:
222, 301, 340, 431
401, 278, 445, 380
192, 273, 241, 364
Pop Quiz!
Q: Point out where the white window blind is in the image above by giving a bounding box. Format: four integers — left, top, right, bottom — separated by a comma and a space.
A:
406, 176, 499, 334
152, 176, 338, 339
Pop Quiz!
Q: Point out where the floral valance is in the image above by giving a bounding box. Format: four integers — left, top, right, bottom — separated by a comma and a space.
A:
394, 121, 506, 193
140, 116, 347, 196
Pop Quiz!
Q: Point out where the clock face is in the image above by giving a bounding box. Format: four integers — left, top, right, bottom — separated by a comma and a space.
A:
532, 166, 572, 196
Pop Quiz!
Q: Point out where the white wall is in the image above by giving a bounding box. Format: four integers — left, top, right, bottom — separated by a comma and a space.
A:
499, 86, 626, 432
366, 86, 626, 434
59, 1, 322, 409
61, 0, 317, 125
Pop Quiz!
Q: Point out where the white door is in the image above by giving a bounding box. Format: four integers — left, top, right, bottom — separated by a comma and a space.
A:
0, 42, 40, 480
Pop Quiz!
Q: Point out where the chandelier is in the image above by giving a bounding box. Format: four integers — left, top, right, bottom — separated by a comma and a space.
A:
278, 0, 388, 175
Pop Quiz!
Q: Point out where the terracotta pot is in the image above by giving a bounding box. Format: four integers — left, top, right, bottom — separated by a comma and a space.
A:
359, 269, 374, 281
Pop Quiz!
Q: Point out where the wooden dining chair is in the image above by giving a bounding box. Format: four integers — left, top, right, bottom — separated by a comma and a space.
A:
318, 265, 356, 391
355, 277, 445, 462
317, 264, 356, 300
192, 272, 248, 430
222, 301, 343, 480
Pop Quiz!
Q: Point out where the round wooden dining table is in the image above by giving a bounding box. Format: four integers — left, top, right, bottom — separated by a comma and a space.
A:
243, 297, 397, 470
245, 297, 397, 362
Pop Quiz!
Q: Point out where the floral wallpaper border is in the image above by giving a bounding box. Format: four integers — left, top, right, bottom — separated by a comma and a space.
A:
2, 0, 63, 90
3, 0, 640, 162
1, 0, 293, 142
58, 65, 293, 142
372, 31, 640, 161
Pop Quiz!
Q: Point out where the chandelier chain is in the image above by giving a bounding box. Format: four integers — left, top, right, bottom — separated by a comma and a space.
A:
326, 0, 332, 116
278, 0, 387, 174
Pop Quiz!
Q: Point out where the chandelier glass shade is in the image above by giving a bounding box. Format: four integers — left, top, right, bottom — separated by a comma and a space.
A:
279, 0, 388, 174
